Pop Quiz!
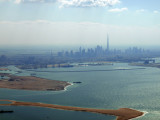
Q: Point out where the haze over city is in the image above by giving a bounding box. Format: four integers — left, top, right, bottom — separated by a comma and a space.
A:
0, 0, 160, 47
1, 1, 160, 120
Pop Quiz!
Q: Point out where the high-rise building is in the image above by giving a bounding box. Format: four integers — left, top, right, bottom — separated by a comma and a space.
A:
107, 34, 109, 51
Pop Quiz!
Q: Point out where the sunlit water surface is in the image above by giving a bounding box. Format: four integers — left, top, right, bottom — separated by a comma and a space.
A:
1, 63, 160, 120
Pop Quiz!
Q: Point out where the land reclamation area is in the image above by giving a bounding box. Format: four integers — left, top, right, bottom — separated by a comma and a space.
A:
0, 73, 70, 91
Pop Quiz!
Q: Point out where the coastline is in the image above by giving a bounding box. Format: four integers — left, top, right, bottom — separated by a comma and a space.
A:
0, 100, 144, 120
64, 82, 73, 91
129, 63, 160, 69
0, 73, 70, 91
0, 68, 9, 71
134, 110, 148, 119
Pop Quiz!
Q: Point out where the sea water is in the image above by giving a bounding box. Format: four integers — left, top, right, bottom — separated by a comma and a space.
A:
1, 63, 160, 120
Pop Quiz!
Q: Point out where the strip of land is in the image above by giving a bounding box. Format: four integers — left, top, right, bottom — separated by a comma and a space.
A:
0, 73, 70, 91
0, 100, 143, 120
0, 68, 9, 71
129, 63, 160, 68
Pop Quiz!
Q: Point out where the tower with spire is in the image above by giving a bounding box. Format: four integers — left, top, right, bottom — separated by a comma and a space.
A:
107, 34, 109, 51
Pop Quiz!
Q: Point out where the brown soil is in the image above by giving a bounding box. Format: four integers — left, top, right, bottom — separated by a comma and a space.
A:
0, 68, 9, 71
0, 100, 143, 120
0, 73, 70, 91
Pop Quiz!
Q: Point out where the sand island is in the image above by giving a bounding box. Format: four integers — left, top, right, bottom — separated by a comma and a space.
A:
0, 73, 70, 91
0, 71, 144, 120
0, 100, 143, 120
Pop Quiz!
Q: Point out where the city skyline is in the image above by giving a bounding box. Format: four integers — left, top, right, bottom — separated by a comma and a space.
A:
107, 34, 109, 51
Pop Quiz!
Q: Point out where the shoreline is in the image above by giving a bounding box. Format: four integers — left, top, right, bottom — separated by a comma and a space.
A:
129, 63, 160, 69
134, 110, 148, 119
0, 100, 144, 120
0, 73, 70, 91
64, 82, 73, 91
0, 68, 9, 71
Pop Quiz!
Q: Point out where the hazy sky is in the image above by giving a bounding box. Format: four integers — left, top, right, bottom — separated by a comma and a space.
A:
0, 0, 160, 47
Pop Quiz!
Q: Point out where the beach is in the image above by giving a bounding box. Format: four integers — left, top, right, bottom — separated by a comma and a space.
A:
0, 100, 143, 120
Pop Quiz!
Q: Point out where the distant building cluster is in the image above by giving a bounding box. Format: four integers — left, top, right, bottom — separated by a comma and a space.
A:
56, 35, 148, 58
58, 45, 110, 58
125, 47, 146, 54
0, 35, 153, 68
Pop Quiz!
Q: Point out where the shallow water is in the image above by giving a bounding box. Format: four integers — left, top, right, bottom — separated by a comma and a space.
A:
1, 63, 160, 120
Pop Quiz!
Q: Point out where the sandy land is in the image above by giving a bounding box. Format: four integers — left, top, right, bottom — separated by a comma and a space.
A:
0, 73, 70, 91
0, 100, 143, 120
0, 68, 9, 71
129, 63, 160, 68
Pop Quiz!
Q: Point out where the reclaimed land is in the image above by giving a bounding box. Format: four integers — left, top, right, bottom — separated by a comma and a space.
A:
0, 68, 9, 71
0, 73, 70, 91
0, 100, 143, 120
129, 63, 160, 68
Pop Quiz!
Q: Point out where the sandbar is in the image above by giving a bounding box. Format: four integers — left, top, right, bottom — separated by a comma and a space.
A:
0, 73, 70, 91
0, 100, 143, 120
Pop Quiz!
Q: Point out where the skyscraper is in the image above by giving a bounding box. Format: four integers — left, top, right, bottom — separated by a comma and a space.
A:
107, 34, 109, 51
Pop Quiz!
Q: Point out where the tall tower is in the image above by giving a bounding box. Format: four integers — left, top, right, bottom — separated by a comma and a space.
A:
107, 34, 109, 51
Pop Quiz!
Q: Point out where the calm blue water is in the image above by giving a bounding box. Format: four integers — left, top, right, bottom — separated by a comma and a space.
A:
1, 63, 160, 120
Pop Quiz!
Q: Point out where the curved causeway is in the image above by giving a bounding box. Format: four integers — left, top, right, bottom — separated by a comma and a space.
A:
0, 100, 143, 120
